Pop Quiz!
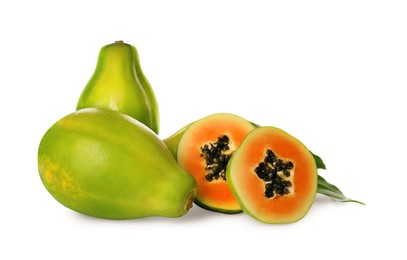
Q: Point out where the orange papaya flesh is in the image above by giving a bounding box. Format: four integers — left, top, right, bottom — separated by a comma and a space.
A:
226, 126, 317, 223
177, 113, 256, 213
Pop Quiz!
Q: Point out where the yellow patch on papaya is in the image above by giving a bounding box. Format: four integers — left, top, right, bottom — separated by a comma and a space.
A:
39, 156, 84, 202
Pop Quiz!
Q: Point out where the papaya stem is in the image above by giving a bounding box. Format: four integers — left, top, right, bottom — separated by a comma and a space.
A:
184, 191, 195, 212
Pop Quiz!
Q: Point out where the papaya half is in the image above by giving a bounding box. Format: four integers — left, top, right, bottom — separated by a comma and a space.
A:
227, 126, 317, 224
77, 41, 160, 134
175, 113, 256, 213
38, 108, 196, 219
163, 113, 361, 215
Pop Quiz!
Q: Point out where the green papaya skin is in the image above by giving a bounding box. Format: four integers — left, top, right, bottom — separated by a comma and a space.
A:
77, 41, 160, 134
164, 123, 192, 157
38, 108, 196, 219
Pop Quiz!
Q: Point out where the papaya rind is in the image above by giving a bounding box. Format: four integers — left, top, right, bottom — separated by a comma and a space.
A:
164, 123, 191, 157
194, 198, 243, 214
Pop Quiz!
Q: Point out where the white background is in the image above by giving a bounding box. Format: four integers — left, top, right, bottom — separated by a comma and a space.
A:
1, 0, 406, 259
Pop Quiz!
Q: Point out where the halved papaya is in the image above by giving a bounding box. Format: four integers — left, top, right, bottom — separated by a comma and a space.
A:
226, 126, 317, 223
177, 113, 256, 213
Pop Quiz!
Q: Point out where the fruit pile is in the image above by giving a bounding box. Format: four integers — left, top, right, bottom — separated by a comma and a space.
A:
38, 41, 363, 224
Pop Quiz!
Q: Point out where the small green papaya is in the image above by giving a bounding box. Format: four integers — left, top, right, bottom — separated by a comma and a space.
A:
38, 108, 196, 219
77, 41, 160, 134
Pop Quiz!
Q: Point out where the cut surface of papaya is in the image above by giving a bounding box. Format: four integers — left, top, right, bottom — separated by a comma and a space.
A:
176, 113, 256, 213
227, 126, 317, 223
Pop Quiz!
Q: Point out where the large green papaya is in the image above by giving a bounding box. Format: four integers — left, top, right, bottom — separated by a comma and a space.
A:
38, 108, 196, 219
77, 41, 160, 134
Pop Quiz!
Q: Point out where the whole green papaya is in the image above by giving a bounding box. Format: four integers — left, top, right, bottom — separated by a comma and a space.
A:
38, 108, 196, 219
77, 41, 160, 134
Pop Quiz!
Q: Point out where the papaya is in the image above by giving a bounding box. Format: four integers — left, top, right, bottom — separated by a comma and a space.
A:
175, 113, 256, 213
77, 41, 160, 134
226, 126, 317, 224
38, 108, 196, 219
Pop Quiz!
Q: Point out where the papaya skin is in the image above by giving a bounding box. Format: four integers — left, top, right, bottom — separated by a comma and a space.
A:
164, 123, 191, 157
194, 198, 242, 214
77, 41, 160, 134
38, 108, 196, 220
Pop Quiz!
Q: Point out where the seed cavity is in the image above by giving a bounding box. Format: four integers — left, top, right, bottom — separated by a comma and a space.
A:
200, 135, 232, 182
254, 149, 294, 199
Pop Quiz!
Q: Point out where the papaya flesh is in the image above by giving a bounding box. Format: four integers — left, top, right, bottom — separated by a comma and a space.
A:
77, 41, 160, 134
38, 108, 196, 219
226, 126, 317, 224
176, 113, 256, 213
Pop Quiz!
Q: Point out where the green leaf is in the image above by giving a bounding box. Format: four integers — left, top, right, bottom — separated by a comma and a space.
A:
311, 151, 326, 170
317, 175, 365, 205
